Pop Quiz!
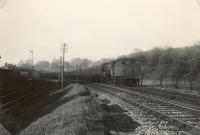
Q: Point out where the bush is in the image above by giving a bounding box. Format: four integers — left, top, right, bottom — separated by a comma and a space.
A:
78, 88, 91, 96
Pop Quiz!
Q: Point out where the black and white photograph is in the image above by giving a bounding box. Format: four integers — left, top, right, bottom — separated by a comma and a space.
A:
0, 0, 200, 135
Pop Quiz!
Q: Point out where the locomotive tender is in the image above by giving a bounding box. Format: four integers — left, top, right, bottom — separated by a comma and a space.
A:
102, 58, 141, 86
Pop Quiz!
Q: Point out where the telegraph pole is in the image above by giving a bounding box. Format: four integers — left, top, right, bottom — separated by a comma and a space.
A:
29, 50, 34, 74
60, 43, 68, 89
0, 55, 1, 68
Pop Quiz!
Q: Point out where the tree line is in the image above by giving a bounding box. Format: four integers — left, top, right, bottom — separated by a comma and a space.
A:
3, 58, 111, 73
127, 41, 200, 90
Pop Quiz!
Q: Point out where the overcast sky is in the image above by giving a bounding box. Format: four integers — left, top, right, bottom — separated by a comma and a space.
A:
0, 0, 200, 64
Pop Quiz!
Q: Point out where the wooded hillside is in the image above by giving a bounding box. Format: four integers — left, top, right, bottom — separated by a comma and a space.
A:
128, 41, 200, 90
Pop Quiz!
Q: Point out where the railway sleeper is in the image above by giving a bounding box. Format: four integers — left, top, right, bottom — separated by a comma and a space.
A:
162, 112, 187, 115
158, 109, 180, 112
174, 116, 199, 119
175, 116, 199, 121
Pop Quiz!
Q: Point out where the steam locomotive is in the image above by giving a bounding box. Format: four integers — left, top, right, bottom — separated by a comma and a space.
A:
102, 58, 141, 86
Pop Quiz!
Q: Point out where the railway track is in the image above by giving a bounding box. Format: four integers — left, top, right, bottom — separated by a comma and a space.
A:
113, 84, 200, 108
87, 83, 200, 134
0, 89, 50, 113
0, 84, 74, 114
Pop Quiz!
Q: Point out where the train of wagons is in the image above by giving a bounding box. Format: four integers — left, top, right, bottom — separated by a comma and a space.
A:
39, 58, 142, 86
64, 58, 141, 86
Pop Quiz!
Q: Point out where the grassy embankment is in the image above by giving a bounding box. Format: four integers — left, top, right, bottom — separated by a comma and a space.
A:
19, 84, 140, 135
